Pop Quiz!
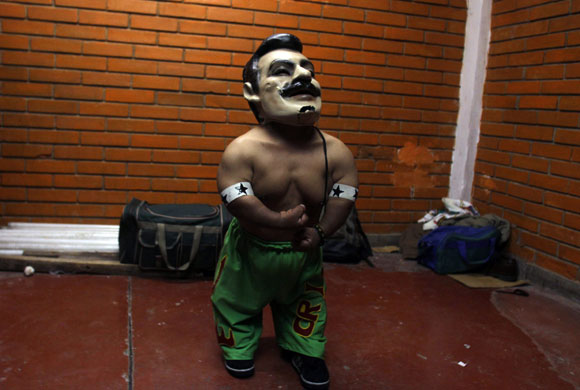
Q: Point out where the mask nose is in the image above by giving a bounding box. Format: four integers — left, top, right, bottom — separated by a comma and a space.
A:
293, 65, 312, 83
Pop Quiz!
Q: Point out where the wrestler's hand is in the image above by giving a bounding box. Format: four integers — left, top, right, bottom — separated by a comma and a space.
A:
279, 204, 308, 228
292, 227, 319, 252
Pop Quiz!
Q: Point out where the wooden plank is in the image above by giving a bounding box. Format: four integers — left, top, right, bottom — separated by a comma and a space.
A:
0, 254, 208, 279
7, 223, 118, 231
0, 239, 118, 253
0, 225, 119, 253
0, 254, 137, 276
0, 231, 118, 238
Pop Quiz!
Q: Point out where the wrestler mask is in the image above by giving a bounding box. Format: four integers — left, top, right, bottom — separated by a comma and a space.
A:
244, 49, 322, 126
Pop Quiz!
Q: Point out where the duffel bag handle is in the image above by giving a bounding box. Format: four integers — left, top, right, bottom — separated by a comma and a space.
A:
457, 236, 497, 265
157, 223, 203, 271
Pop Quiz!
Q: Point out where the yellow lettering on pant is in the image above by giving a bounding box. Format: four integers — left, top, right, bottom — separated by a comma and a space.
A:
216, 325, 235, 348
293, 300, 322, 337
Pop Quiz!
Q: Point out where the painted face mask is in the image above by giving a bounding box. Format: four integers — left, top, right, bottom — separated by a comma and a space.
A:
244, 49, 322, 126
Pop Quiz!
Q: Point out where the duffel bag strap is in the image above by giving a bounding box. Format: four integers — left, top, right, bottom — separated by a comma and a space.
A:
156, 223, 203, 271
156, 223, 170, 268
187, 225, 204, 269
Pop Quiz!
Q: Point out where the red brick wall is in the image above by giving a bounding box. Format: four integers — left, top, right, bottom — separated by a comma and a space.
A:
476, 0, 580, 281
0, 0, 467, 232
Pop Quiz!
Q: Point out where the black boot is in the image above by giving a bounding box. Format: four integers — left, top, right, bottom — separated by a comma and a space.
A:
283, 350, 330, 390
224, 359, 255, 378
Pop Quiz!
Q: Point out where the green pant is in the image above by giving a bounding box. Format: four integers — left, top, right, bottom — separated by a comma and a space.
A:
211, 218, 327, 360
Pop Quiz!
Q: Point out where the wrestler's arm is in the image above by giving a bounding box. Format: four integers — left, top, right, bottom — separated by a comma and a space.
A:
319, 139, 358, 236
292, 138, 358, 250
218, 139, 307, 229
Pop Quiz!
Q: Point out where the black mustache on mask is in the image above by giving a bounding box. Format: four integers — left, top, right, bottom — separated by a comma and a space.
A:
279, 81, 321, 98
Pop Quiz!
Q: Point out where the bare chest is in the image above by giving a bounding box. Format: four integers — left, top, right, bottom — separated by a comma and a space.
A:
252, 145, 327, 208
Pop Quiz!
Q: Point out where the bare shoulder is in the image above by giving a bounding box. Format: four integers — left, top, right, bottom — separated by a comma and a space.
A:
319, 130, 358, 184
319, 131, 353, 158
223, 127, 264, 159
218, 128, 266, 189
226, 126, 262, 149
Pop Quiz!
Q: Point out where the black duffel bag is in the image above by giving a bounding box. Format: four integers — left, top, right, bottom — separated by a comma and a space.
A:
323, 207, 373, 264
118, 198, 232, 274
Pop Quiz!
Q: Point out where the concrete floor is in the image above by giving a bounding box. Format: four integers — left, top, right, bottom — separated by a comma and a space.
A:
0, 254, 578, 390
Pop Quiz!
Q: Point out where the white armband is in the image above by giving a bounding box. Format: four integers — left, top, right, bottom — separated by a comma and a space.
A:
220, 182, 254, 205
329, 183, 358, 201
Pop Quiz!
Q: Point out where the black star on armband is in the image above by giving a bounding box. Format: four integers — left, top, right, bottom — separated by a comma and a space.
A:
328, 183, 358, 202
331, 185, 344, 197
220, 182, 254, 205
236, 183, 248, 195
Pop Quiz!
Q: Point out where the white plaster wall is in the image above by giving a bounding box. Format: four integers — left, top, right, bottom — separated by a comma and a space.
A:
448, 0, 492, 202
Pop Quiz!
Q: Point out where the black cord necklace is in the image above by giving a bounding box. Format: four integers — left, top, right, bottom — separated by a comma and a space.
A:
315, 126, 328, 207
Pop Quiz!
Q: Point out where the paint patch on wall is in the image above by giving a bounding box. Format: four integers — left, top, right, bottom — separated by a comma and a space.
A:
398, 142, 435, 167
394, 142, 435, 188
479, 175, 497, 190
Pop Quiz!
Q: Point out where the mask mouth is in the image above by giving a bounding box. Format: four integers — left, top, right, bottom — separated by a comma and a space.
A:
299, 105, 316, 113
279, 81, 321, 98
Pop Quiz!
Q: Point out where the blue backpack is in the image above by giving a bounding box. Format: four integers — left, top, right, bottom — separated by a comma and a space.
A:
417, 225, 500, 274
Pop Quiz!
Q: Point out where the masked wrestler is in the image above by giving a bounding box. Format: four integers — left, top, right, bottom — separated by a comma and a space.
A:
211, 33, 358, 390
